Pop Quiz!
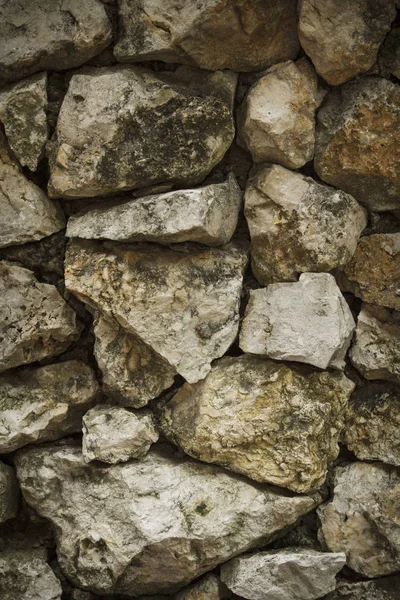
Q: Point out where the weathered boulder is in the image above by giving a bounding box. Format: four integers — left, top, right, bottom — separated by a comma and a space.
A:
0, 463, 19, 524
314, 78, 400, 212
48, 66, 236, 199
0, 361, 99, 453
324, 576, 400, 600
67, 177, 242, 246
174, 573, 230, 600
114, 0, 299, 72
350, 304, 400, 383
93, 315, 175, 408
244, 164, 367, 284
379, 27, 400, 80
0, 262, 80, 373
65, 239, 247, 383
238, 59, 325, 169
298, 0, 396, 85
239, 274, 355, 369
15, 441, 318, 596
0, 549, 62, 600
0, 0, 112, 84
220, 548, 345, 600
336, 233, 400, 311
161, 355, 354, 493
318, 462, 400, 577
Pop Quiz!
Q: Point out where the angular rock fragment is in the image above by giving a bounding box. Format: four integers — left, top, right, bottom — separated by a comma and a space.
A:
174, 573, 230, 600
315, 78, 400, 212
15, 441, 318, 596
220, 548, 345, 600
244, 164, 367, 284
114, 0, 299, 72
0, 361, 99, 453
65, 239, 247, 383
240, 273, 355, 369
318, 462, 400, 577
161, 355, 354, 493
324, 576, 400, 600
0, 463, 19, 524
238, 59, 325, 169
48, 66, 236, 199
0, 0, 112, 84
0, 549, 62, 600
67, 177, 242, 246
379, 28, 400, 80
0, 262, 80, 373
298, 0, 396, 85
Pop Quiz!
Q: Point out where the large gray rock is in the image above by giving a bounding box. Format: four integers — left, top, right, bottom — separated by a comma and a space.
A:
220, 548, 345, 600
298, 0, 396, 85
67, 177, 242, 246
244, 164, 367, 284
114, 0, 299, 72
238, 59, 325, 169
318, 462, 400, 577
315, 78, 400, 212
240, 274, 355, 370
0, 361, 99, 453
324, 576, 400, 600
0, 0, 112, 84
15, 441, 318, 596
0, 549, 62, 600
0, 261, 80, 373
48, 66, 236, 199
65, 239, 247, 383
0, 463, 19, 524
161, 354, 354, 493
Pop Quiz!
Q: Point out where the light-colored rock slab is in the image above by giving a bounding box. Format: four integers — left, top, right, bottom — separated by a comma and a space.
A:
238, 59, 325, 168
0, 549, 62, 600
0, 261, 80, 373
221, 548, 345, 600
324, 576, 400, 600
244, 164, 367, 284
240, 274, 355, 369
15, 440, 318, 596
161, 354, 354, 493
0, 462, 19, 524
65, 239, 247, 383
298, 0, 396, 85
318, 462, 400, 577
174, 573, 230, 600
48, 66, 236, 199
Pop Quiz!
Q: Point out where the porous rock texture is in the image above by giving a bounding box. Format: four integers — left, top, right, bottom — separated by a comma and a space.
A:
0, 462, 19, 524
0, 549, 62, 600
324, 576, 400, 600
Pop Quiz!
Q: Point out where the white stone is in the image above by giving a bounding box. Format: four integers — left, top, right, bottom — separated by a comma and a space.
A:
0, 549, 62, 600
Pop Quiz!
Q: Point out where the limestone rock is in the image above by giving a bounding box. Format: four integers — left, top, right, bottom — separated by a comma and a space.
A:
0, 463, 19, 524
324, 576, 400, 600
244, 164, 367, 284
220, 548, 345, 600
318, 462, 400, 577
315, 78, 400, 212
336, 234, 400, 310
161, 354, 354, 493
15, 440, 318, 596
174, 573, 230, 600
67, 177, 242, 246
48, 66, 236, 199
240, 274, 355, 370
343, 382, 400, 466
65, 239, 247, 383
379, 28, 400, 80
93, 315, 175, 408
238, 59, 325, 169
298, 0, 396, 86
350, 304, 400, 383
0, 549, 62, 600
0, 0, 112, 84
114, 0, 299, 72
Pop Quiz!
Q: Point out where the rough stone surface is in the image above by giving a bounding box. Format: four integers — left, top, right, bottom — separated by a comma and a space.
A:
65, 239, 247, 383
220, 548, 345, 600
318, 462, 400, 577
161, 355, 354, 493
0, 361, 99, 453
174, 573, 230, 600
244, 164, 367, 284
0, 463, 19, 524
48, 66, 236, 199
67, 176, 242, 246
298, 0, 396, 85
15, 441, 318, 596
336, 234, 400, 311
93, 315, 175, 408
0, 0, 112, 84
315, 78, 400, 212
238, 59, 325, 169
0, 549, 62, 600
0, 261, 81, 373
240, 274, 355, 370
343, 382, 400, 466
350, 304, 400, 384
379, 27, 400, 80
324, 576, 400, 600
114, 0, 299, 72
